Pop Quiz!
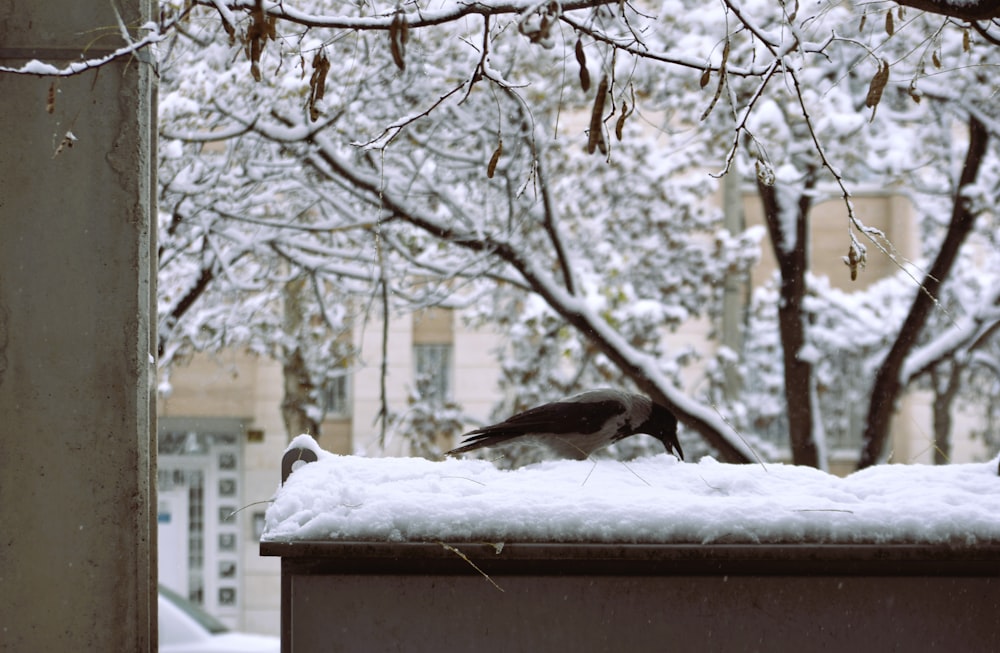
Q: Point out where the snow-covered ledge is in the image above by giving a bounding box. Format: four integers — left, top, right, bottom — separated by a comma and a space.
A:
261, 436, 1000, 652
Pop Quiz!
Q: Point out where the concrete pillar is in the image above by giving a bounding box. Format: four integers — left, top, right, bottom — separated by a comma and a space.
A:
0, 0, 156, 650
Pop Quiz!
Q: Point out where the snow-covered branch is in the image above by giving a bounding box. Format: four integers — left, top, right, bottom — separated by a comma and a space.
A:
198, 0, 619, 30
0, 26, 162, 77
902, 287, 1000, 385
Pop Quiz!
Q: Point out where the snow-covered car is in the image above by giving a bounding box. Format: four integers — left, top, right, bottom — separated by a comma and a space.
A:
159, 585, 280, 653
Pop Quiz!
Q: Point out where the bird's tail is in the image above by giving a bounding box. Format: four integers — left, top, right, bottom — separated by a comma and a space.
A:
445, 430, 520, 456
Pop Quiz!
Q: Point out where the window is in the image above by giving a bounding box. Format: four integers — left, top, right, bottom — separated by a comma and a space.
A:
414, 343, 453, 402
321, 375, 350, 418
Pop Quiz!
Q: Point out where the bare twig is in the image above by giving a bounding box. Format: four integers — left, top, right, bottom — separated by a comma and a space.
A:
437, 542, 505, 592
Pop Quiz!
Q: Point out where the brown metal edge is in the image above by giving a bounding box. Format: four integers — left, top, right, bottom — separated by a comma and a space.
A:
261, 540, 1000, 577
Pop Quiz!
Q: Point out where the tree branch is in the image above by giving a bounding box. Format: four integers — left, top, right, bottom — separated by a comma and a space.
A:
892, 0, 1000, 21
256, 116, 754, 462
755, 169, 820, 468
858, 114, 990, 469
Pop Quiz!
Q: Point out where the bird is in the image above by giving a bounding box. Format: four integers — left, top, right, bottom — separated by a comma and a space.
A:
446, 389, 683, 461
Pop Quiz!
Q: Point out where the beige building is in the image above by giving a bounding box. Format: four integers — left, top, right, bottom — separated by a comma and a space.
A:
156, 190, 992, 636
157, 309, 504, 635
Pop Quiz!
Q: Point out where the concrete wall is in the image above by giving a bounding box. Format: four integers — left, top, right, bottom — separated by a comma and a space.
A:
0, 0, 157, 649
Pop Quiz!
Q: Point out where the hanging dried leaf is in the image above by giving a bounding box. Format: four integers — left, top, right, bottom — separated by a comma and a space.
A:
963, 29, 970, 53
307, 52, 331, 122
389, 10, 408, 71
587, 75, 609, 155
700, 68, 711, 88
908, 79, 921, 104
487, 139, 503, 178
932, 49, 941, 68
859, 11, 867, 32
575, 38, 590, 92
865, 58, 890, 110
885, 10, 894, 36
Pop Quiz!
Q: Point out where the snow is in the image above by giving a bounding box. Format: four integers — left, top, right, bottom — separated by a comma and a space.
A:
18, 60, 60, 75
263, 435, 1000, 546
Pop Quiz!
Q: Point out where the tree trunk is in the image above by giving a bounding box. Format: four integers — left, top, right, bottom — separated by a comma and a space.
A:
931, 363, 960, 465
858, 116, 989, 469
281, 277, 321, 439
282, 345, 321, 439
756, 174, 820, 468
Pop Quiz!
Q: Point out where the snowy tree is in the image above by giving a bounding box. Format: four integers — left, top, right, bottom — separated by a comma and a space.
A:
151, 0, 999, 467
7, 0, 997, 467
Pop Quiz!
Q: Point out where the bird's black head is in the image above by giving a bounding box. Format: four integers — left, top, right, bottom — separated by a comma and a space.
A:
641, 403, 683, 461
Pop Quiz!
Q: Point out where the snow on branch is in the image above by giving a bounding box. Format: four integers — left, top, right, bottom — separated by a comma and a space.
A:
0, 25, 163, 77
902, 287, 1000, 385
202, 0, 620, 30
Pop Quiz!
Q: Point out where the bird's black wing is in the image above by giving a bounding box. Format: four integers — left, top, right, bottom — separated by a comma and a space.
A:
448, 399, 625, 454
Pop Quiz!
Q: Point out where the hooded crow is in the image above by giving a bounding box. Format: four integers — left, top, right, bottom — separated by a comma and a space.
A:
447, 389, 683, 461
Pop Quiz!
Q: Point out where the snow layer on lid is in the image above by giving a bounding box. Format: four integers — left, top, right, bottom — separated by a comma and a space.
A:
264, 436, 1000, 546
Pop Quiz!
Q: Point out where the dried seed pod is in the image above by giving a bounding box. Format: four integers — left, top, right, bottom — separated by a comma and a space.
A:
700, 68, 711, 88
46, 82, 56, 113
885, 10, 894, 36
859, 11, 866, 32
575, 38, 590, 92
700, 40, 729, 122
487, 139, 503, 178
932, 49, 941, 68
308, 52, 331, 122
390, 11, 408, 70
317, 55, 330, 98
615, 101, 631, 141
865, 58, 890, 110
587, 75, 609, 155
963, 29, 970, 53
